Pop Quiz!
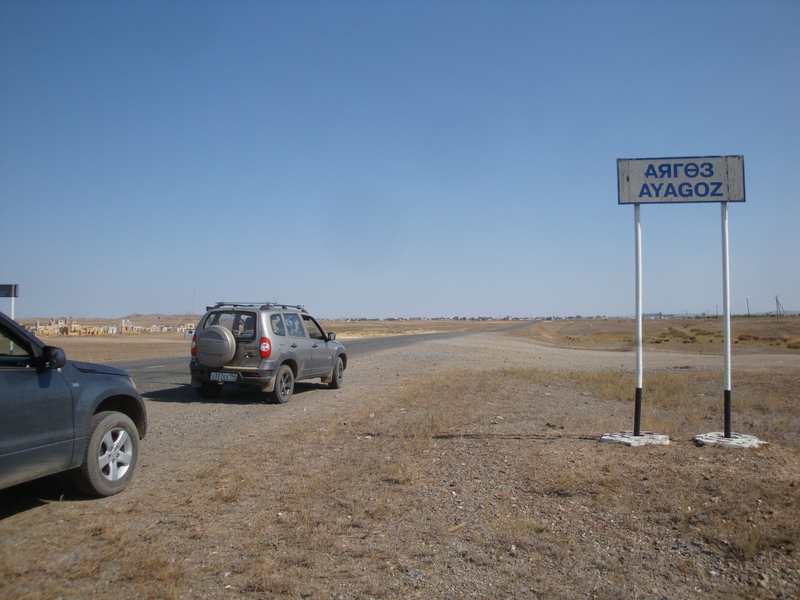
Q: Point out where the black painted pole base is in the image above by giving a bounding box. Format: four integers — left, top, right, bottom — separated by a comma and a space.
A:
724, 389, 732, 439
634, 387, 642, 437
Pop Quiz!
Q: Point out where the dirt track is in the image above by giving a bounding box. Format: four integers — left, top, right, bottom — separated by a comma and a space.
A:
1, 331, 799, 599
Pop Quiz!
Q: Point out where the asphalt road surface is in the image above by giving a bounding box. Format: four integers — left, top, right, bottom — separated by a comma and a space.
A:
122, 331, 472, 400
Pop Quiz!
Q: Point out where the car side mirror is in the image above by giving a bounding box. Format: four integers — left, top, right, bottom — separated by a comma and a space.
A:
327, 332, 336, 341
41, 346, 67, 369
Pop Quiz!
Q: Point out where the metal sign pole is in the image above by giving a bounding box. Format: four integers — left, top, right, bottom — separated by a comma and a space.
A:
634, 203, 643, 436
693, 197, 763, 448
0, 284, 19, 320
721, 202, 732, 438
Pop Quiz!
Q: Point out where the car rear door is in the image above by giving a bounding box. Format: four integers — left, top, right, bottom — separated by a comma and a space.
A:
228, 310, 261, 368
0, 325, 74, 490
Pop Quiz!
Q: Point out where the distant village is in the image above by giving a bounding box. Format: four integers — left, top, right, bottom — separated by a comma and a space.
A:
25, 318, 196, 336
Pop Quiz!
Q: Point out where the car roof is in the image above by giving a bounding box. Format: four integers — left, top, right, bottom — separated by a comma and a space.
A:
206, 302, 308, 313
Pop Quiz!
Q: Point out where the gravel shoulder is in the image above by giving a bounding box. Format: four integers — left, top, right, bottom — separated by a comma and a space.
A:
1, 331, 798, 599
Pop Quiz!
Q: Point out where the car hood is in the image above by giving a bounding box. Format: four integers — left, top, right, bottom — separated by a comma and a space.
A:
70, 360, 131, 377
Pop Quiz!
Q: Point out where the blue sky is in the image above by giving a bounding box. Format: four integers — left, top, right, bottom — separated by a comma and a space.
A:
1, 0, 798, 319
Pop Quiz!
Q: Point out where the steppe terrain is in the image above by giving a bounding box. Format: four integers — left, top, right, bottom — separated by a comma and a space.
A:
1, 316, 799, 599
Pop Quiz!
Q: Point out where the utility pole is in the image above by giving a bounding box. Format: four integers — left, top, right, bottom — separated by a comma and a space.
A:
776, 296, 793, 323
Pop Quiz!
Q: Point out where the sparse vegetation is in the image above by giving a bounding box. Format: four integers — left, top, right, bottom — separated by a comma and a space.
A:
512, 316, 800, 352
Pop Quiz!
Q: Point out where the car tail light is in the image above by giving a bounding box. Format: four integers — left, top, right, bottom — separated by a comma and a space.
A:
191, 334, 197, 356
259, 337, 271, 359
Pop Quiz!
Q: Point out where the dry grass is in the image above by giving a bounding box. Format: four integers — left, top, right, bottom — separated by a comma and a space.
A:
32, 332, 192, 362
2, 324, 799, 599
321, 318, 520, 339
513, 315, 800, 352
156, 366, 799, 596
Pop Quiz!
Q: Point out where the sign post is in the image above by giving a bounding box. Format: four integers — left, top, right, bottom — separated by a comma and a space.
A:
603, 156, 761, 448
721, 202, 732, 438
634, 204, 643, 436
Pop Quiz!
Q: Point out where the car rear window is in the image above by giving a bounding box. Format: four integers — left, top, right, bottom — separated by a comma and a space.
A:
203, 311, 257, 342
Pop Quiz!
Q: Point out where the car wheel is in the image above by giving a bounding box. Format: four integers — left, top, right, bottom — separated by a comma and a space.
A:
195, 325, 236, 367
269, 365, 294, 404
196, 382, 222, 399
328, 357, 344, 389
72, 411, 139, 497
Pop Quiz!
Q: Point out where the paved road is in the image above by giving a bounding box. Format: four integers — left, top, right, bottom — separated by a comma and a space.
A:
122, 331, 474, 398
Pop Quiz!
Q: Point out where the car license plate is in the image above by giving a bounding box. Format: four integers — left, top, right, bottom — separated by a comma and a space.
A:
210, 372, 237, 382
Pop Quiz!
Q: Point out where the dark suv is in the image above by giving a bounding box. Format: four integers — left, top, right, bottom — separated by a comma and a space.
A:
190, 302, 347, 403
0, 311, 147, 496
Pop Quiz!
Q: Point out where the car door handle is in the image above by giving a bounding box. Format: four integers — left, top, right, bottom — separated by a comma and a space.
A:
290, 343, 297, 348
311, 344, 318, 348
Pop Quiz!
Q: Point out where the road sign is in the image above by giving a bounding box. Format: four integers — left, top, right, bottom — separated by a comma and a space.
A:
615, 155, 750, 443
0, 284, 19, 298
617, 155, 745, 204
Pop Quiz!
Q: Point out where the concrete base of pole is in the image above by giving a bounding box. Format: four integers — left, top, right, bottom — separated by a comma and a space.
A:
693, 432, 767, 449
600, 431, 670, 447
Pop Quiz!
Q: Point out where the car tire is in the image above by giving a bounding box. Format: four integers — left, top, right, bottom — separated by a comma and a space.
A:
196, 382, 223, 399
195, 325, 236, 367
328, 357, 344, 389
72, 411, 139, 497
269, 365, 294, 404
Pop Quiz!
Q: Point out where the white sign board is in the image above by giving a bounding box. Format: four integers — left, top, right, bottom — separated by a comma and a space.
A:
618, 155, 745, 204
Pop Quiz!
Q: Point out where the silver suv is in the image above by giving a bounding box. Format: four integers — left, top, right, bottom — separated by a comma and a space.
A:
190, 302, 346, 403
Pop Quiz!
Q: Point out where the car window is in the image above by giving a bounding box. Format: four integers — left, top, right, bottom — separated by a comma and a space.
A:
204, 311, 256, 342
270, 314, 286, 336
0, 326, 32, 367
302, 315, 325, 340
232, 312, 256, 341
205, 311, 231, 329
283, 313, 305, 338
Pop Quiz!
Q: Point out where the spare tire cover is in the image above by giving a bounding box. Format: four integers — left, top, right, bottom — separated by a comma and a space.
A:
195, 325, 236, 367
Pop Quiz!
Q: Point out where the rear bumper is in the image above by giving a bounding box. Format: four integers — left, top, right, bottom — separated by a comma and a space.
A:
189, 360, 275, 389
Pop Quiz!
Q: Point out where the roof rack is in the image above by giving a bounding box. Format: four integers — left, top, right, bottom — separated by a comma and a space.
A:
206, 302, 307, 313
